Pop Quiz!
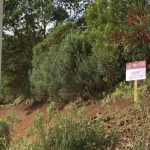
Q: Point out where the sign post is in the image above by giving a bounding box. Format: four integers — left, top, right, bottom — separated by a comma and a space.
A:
126, 61, 146, 102
0, 0, 3, 85
134, 80, 137, 102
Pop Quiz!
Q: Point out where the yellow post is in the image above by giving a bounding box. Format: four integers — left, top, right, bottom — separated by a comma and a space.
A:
134, 80, 137, 102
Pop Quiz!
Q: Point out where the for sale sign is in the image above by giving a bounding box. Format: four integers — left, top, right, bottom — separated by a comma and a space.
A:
126, 61, 146, 81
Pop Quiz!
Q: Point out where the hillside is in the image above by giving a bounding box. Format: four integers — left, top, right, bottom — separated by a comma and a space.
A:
0, 98, 149, 149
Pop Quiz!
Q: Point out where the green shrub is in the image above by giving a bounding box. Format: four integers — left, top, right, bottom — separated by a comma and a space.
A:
0, 119, 11, 150
26, 102, 118, 150
75, 54, 107, 98
30, 22, 78, 102
30, 21, 107, 102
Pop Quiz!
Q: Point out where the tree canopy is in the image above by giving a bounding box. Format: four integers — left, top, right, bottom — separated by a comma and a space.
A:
1, 0, 150, 103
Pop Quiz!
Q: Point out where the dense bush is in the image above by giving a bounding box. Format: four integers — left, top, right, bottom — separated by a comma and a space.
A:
30, 22, 80, 101
30, 21, 107, 102
75, 54, 107, 98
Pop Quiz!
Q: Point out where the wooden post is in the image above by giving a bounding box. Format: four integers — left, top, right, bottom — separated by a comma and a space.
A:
134, 80, 137, 102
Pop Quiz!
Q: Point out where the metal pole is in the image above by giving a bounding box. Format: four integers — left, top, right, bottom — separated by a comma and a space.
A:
0, 0, 3, 85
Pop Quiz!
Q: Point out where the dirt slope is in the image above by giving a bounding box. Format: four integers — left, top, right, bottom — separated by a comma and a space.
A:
0, 99, 148, 149
0, 103, 47, 138
0, 100, 132, 138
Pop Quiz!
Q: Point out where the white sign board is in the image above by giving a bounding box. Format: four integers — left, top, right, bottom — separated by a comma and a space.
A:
126, 61, 146, 81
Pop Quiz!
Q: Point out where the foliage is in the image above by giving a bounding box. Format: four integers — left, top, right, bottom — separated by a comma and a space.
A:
1, 34, 32, 102
2, 0, 150, 104
9, 138, 32, 150
75, 53, 107, 98
1, 0, 69, 103
0, 114, 25, 150
0, 119, 11, 150
30, 22, 78, 101
54, 0, 91, 20
30, 20, 109, 102
84, 0, 150, 90
22, 102, 118, 150
106, 82, 133, 103
128, 109, 150, 150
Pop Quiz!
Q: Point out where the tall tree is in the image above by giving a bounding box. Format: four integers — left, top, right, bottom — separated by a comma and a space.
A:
53, 0, 92, 30
54, 0, 91, 19
84, 0, 150, 88
1, 0, 68, 102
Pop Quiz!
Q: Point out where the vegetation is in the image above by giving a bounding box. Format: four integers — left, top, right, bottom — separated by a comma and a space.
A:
1, 0, 150, 103
0, 113, 19, 150
0, 119, 11, 150
2, 1, 150, 149
7, 103, 118, 150
2, 97, 150, 150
